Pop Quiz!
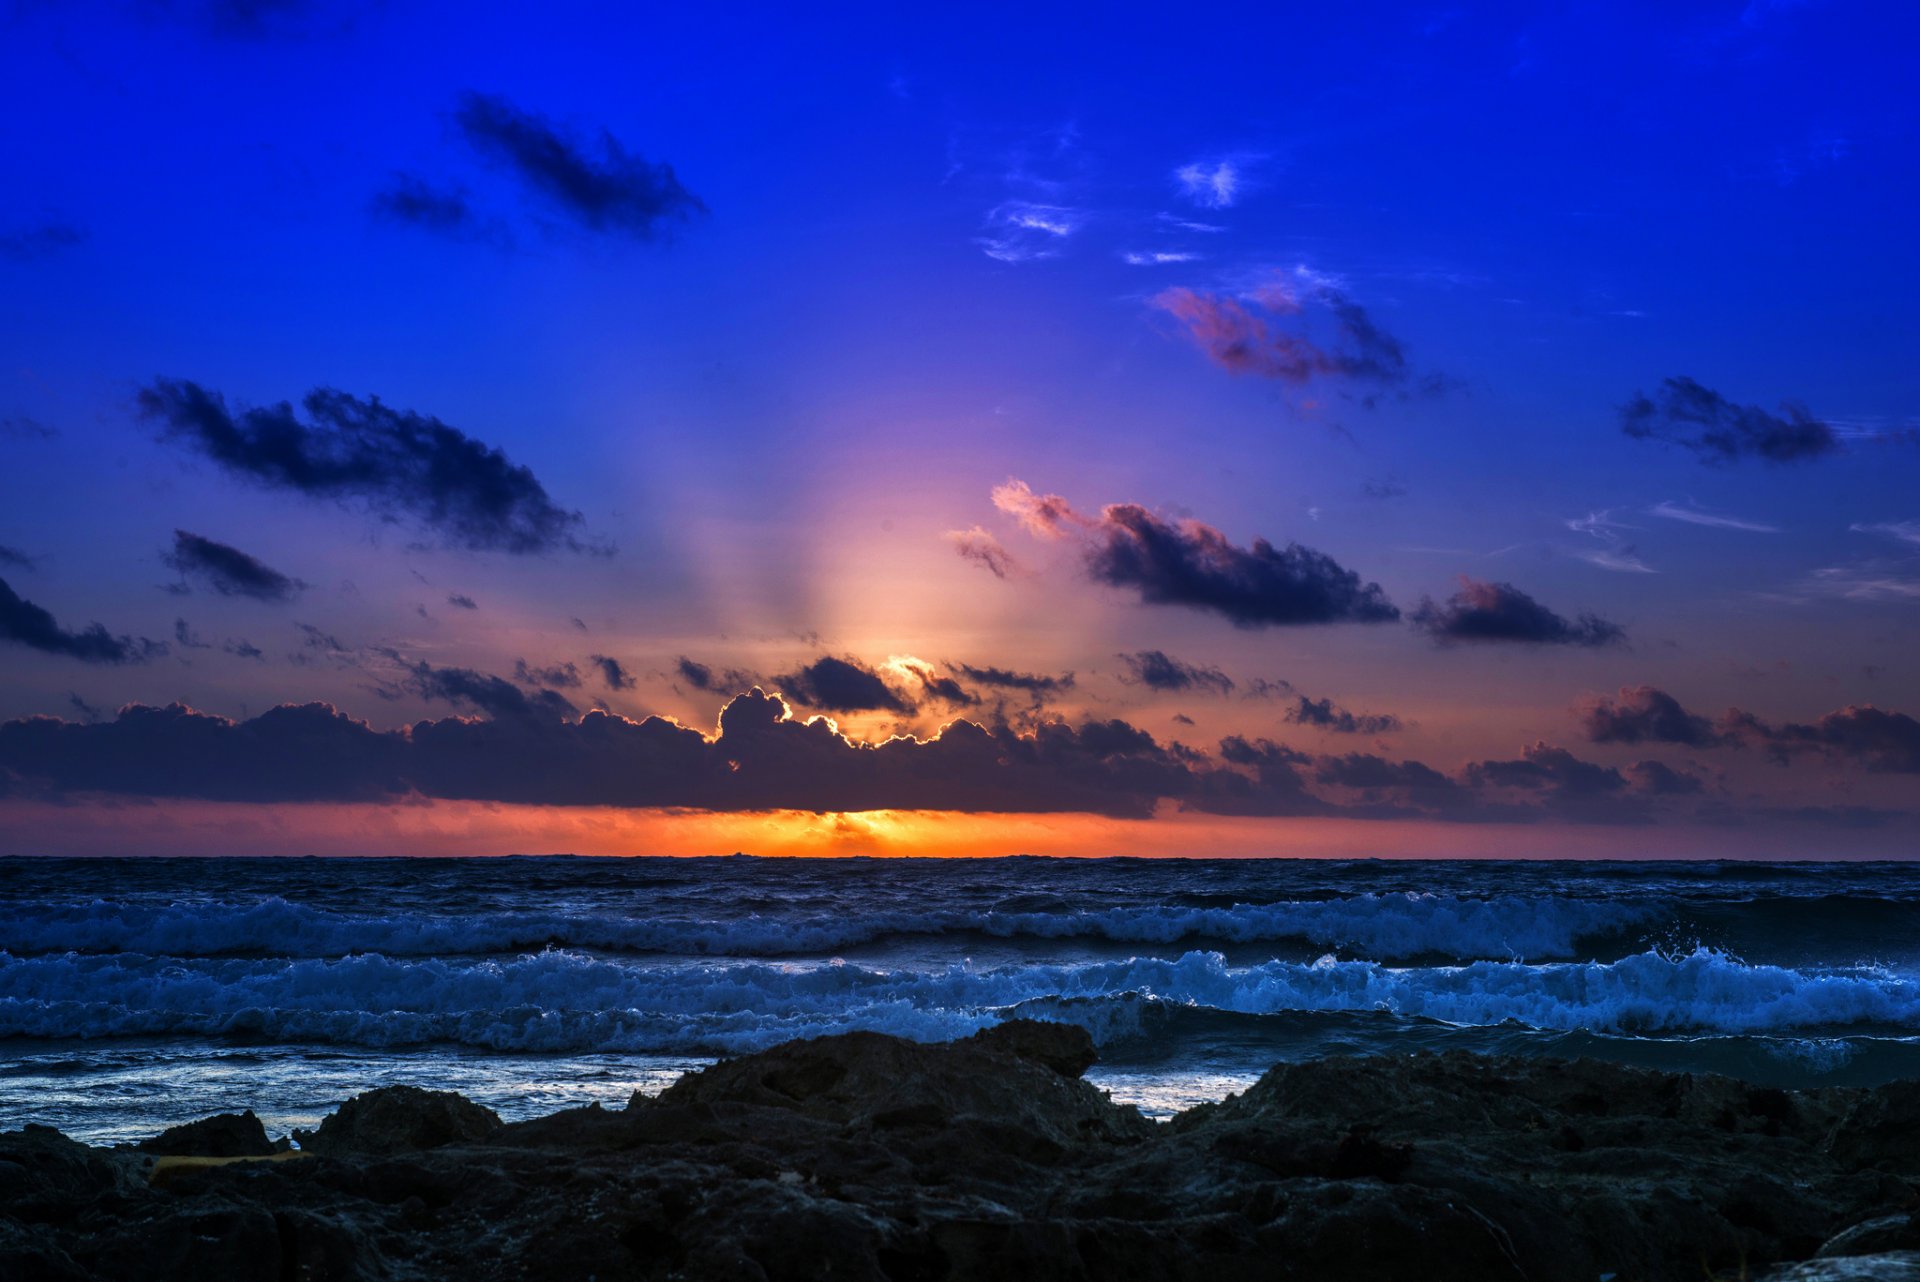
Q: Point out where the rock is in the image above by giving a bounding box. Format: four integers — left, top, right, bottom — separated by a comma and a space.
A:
1829, 1081, 1920, 1174
965, 1019, 1099, 1078
1763, 1252, 1920, 1280
12, 1031, 1920, 1282
292, 1084, 502, 1157
1820, 1216, 1920, 1259
135, 1110, 276, 1158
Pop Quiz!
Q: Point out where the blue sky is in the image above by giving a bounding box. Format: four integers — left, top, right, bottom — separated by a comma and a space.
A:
1, 0, 1916, 856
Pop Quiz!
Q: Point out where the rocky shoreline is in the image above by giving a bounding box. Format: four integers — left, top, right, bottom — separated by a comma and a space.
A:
4, 1021, 1920, 1281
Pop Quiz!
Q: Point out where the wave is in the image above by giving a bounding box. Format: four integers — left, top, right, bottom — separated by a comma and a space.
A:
0, 893, 1662, 963
2, 946, 1916, 1056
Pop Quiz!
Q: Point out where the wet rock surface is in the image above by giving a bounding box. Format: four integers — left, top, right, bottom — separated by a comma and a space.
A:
4, 1021, 1920, 1281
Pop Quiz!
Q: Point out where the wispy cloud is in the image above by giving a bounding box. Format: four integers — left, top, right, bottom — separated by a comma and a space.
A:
1565, 509, 1654, 573
1851, 520, 1920, 547
1796, 564, 1920, 602
977, 201, 1083, 262
1649, 500, 1781, 533
1173, 158, 1243, 209
1122, 251, 1200, 266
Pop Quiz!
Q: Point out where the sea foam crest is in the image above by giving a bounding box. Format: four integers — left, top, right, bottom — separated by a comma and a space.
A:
0, 946, 1914, 1055
0, 892, 1657, 962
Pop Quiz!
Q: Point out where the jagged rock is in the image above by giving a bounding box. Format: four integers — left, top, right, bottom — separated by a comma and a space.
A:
965, 1018, 1099, 1078
1763, 1252, 1920, 1280
8, 1030, 1920, 1282
292, 1084, 502, 1157
1819, 1216, 1920, 1259
135, 1110, 276, 1157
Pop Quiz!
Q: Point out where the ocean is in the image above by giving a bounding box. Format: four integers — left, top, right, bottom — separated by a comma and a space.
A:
4, 854, 1919, 1145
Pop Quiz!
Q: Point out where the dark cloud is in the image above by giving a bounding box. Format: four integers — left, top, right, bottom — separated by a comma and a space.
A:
1620, 376, 1841, 464
0, 693, 1202, 819
1623, 760, 1707, 796
447, 593, 479, 610
1119, 650, 1234, 695
137, 379, 593, 555
65, 693, 104, 724
1726, 704, 1920, 773
1577, 686, 1719, 746
1313, 752, 1457, 795
953, 664, 1075, 698
774, 656, 912, 714
676, 656, 758, 694
164, 530, 304, 601
0, 545, 36, 570
513, 659, 582, 689
0, 577, 164, 665
1412, 578, 1624, 647
0, 221, 86, 262
453, 92, 706, 240
2, 416, 57, 440
406, 661, 579, 722
947, 527, 1019, 578
224, 638, 264, 660
1151, 278, 1411, 388
1087, 503, 1399, 628
0, 688, 1867, 828
889, 660, 977, 708
372, 175, 476, 233
173, 618, 211, 650
590, 654, 636, 691
1285, 696, 1402, 735
1465, 742, 1626, 799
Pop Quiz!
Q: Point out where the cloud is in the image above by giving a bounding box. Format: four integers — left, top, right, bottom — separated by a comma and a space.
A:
138, 379, 593, 555
1724, 703, 1920, 773
0, 693, 1210, 819
1851, 520, 1920, 547
1623, 760, 1707, 796
1464, 741, 1628, 799
453, 92, 706, 240
676, 656, 758, 694
947, 526, 1020, 578
1620, 377, 1841, 463
1086, 502, 1400, 628
163, 530, 304, 601
1576, 686, 1719, 746
1151, 273, 1411, 388
173, 618, 211, 650
952, 664, 1075, 700
1565, 509, 1654, 574
1285, 696, 1402, 735
406, 661, 579, 722
0, 546, 36, 570
1793, 564, 1920, 602
224, 638, 264, 660
991, 479, 1088, 539
1, 417, 57, 440
372, 175, 477, 234
977, 201, 1082, 262
0, 221, 86, 262
774, 656, 912, 713
1122, 251, 1200, 266
1173, 159, 1240, 209
589, 654, 636, 691
0, 577, 164, 665
1118, 650, 1234, 695
447, 593, 479, 610
1650, 500, 1781, 533
1412, 577, 1624, 647
513, 659, 582, 689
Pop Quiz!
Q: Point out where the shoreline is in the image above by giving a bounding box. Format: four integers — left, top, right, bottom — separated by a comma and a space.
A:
6, 1022, 1920, 1281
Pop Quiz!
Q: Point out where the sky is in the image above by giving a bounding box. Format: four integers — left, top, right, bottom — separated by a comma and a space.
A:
1, 0, 1917, 857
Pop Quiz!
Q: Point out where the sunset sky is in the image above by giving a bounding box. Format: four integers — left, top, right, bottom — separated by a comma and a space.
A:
1, 0, 1916, 857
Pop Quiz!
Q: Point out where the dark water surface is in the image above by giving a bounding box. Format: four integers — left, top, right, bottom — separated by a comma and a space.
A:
4, 855, 1918, 1142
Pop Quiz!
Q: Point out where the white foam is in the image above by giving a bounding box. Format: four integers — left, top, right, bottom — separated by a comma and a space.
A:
0, 946, 1913, 1055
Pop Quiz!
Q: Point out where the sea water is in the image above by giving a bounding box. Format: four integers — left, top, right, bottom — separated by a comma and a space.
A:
4, 855, 1919, 1143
